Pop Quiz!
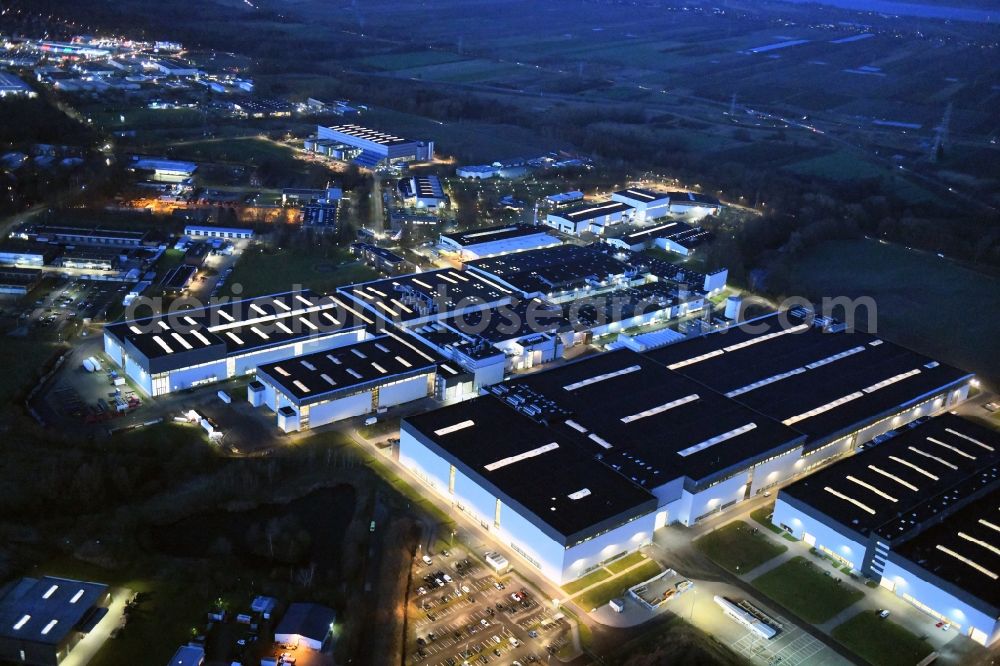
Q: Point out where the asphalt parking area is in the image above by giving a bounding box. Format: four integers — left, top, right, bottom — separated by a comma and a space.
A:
731, 623, 826, 666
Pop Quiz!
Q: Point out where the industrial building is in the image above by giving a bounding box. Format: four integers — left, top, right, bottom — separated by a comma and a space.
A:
0, 71, 35, 97
399, 348, 804, 583
438, 223, 561, 261
545, 191, 584, 207
465, 244, 635, 298
455, 164, 498, 179
397, 307, 975, 584
14, 224, 149, 248
544, 201, 634, 235
273, 603, 335, 651
0, 576, 111, 666
772, 414, 999, 645
183, 225, 254, 240
0, 240, 59, 267
252, 331, 467, 432
128, 157, 197, 184
310, 124, 433, 168
103, 290, 372, 396
0, 267, 41, 295
399, 175, 447, 209
166, 645, 205, 666
666, 191, 723, 218
610, 188, 671, 223
603, 220, 708, 254
351, 242, 406, 274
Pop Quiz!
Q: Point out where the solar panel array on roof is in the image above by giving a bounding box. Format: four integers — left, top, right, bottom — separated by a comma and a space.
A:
324, 123, 411, 146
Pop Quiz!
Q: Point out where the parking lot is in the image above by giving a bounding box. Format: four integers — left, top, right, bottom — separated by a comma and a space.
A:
408, 546, 571, 665
728, 612, 828, 666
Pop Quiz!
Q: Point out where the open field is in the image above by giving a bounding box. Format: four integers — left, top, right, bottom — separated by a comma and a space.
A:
695, 521, 787, 573
606, 551, 649, 575
753, 557, 864, 624
788, 238, 1000, 386
832, 610, 934, 666
224, 243, 377, 297
562, 567, 613, 596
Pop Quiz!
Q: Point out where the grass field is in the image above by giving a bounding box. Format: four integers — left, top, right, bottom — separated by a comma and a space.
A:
607, 551, 649, 574
358, 50, 467, 70
753, 557, 864, 624
0, 338, 62, 405
784, 150, 885, 181
576, 560, 663, 611
165, 137, 298, 165
832, 611, 934, 666
224, 244, 377, 297
750, 505, 785, 535
562, 567, 613, 596
788, 238, 1000, 386
696, 521, 787, 573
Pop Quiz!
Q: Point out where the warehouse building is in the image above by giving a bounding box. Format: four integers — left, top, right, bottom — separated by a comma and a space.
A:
455, 164, 498, 179
545, 191, 584, 208
252, 331, 467, 432
438, 224, 561, 261
128, 158, 197, 184
0, 576, 111, 666
772, 414, 999, 645
15, 224, 149, 248
611, 188, 671, 223
338, 268, 514, 326
0, 240, 59, 267
645, 309, 974, 469
666, 191, 723, 218
544, 201, 634, 235
604, 220, 700, 253
184, 225, 254, 240
0, 267, 41, 295
103, 290, 372, 396
399, 175, 447, 209
399, 349, 805, 582
0, 70, 36, 97
312, 124, 433, 167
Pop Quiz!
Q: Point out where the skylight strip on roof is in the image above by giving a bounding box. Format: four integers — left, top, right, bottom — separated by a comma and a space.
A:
726, 368, 806, 398
226, 332, 245, 346
273, 299, 291, 311
351, 348, 367, 359
846, 475, 897, 502
888, 455, 939, 481
935, 545, 998, 580
352, 288, 375, 301
434, 420, 475, 436
378, 328, 437, 362
346, 368, 362, 380
157, 320, 169, 330
274, 366, 290, 377
678, 423, 757, 457
468, 271, 513, 294
170, 332, 194, 350
183, 316, 199, 326
959, 532, 1000, 557
926, 437, 975, 460
293, 380, 310, 394
42, 585, 58, 599
412, 278, 434, 290
374, 342, 390, 353
783, 392, 864, 426
13, 614, 30, 631
667, 349, 724, 370
390, 299, 413, 314
299, 316, 318, 331
40, 620, 58, 635
868, 465, 919, 492
251, 326, 269, 340
367, 287, 388, 297
69, 590, 84, 604
218, 310, 235, 322
301, 360, 316, 371
321, 312, 340, 326
320, 374, 336, 387
944, 428, 995, 452
395, 356, 412, 368
152, 336, 174, 354
372, 362, 387, 374
620, 394, 699, 423
563, 364, 641, 392
440, 364, 459, 375
250, 304, 268, 316
588, 433, 613, 449
626, 222, 679, 238
804, 345, 866, 370
979, 519, 999, 534
128, 325, 143, 335
333, 297, 375, 325
824, 486, 876, 515
484, 442, 559, 471
438, 273, 458, 285
568, 488, 592, 500
296, 295, 314, 307
448, 271, 470, 282
275, 320, 293, 335
375, 302, 399, 317
862, 368, 921, 394
722, 323, 810, 353
907, 446, 959, 470
565, 419, 588, 433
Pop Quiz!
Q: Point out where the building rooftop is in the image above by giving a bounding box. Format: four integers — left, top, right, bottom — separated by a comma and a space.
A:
167, 645, 205, 666
892, 489, 1000, 609
256, 332, 445, 404
404, 395, 658, 543
545, 191, 584, 205
666, 191, 721, 207
323, 123, 413, 147
275, 602, 335, 643
0, 70, 31, 93
467, 244, 633, 295
441, 224, 553, 248
554, 201, 633, 223
780, 414, 1000, 540
340, 268, 512, 322
400, 175, 444, 199
501, 349, 803, 485
0, 576, 108, 646
645, 312, 972, 446
613, 188, 670, 204
106, 290, 371, 366
606, 220, 694, 245
444, 297, 568, 343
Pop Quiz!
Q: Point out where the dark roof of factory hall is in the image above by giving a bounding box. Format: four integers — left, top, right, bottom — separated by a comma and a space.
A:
553, 200, 633, 222
403, 395, 658, 544
890, 490, 1000, 610
257, 332, 448, 404
441, 223, 552, 248
613, 188, 670, 204
780, 413, 1000, 540
645, 311, 972, 447
0, 576, 108, 646
466, 244, 633, 295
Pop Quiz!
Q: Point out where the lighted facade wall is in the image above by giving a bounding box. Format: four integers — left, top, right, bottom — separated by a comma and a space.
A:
772, 496, 869, 571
